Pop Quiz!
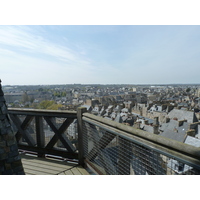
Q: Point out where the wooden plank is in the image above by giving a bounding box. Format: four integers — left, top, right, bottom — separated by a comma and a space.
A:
71, 167, 82, 175
24, 168, 50, 175
18, 144, 78, 159
85, 159, 105, 175
24, 172, 35, 175
21, 154, 90, 175
22, 159, 76, 171
21, 154, 76, 165
58, 172, 65, 175
76, 167, 90, 175
8, 108, 77, 119
21, 156, 76, 168
24, 165, 57, 175
22, 159, 71, 172
64, 170, 73, 175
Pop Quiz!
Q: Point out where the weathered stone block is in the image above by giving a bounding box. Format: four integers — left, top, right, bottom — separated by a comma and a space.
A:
9, 144, 18, 152
11, 160, 22, 168
0, 148, 5, 154
2, 169, 13, 175
0, 114, 6, 120
8, 150, 18, 157
4, 146, 10, 153
6, 138, 16, 146
0, 165, 4, 171
0, 96, 5, 102
0, 141, 6, 148
1, 104, 7, 115
0, 153, 8, 160
13, 166, 24, 173
3, 131, 15, 140
4, 118, 11, 128
17, 170, 25, 175
4, 163, 11, 170
6, 155, 21, 163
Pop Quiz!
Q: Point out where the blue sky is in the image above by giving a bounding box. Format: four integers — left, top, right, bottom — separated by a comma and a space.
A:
1, 25, 200, 85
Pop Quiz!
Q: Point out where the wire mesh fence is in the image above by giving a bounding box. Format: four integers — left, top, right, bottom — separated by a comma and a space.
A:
82, 119, 200, 175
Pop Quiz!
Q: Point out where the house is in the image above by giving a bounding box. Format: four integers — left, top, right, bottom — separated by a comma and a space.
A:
167, 109, 198, 124
184, 136, 200, 147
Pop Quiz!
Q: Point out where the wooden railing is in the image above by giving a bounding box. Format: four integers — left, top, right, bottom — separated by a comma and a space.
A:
8, 107, 200, 174
8, 108, 78, 160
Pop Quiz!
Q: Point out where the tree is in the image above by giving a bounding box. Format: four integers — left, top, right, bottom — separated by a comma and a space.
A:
38, 100, 62, 110
186, 88, 191, 93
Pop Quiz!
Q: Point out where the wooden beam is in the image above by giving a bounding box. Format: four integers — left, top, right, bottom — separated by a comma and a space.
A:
35, 116, 45, 157
8, 108, 77, 118
18, 144, 78, 159
45, 118, 74, 149
77, 107, 87, 166
15, 115, 34, 142
9, 114, 36, 146
44, 116, 75, 152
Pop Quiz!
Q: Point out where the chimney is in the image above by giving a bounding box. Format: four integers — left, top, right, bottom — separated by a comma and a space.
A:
178, 119, 187, 127
167, 105, 174, 112
153, 125, 159, 135
0, 80, 25, 175
153, 117, 159, 126
134, 121, 141, 129
186, 129, 196, 137
165, 117, 170, 123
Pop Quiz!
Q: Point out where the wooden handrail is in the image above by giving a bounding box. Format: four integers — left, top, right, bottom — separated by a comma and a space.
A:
8, 108, 78, 160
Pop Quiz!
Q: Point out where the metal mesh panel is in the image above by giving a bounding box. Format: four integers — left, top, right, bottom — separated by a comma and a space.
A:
82, 120, 200, 175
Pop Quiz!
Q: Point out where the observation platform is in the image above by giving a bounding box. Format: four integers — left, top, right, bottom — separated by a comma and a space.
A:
6, 108, 200, 175
21, 153, 90, 175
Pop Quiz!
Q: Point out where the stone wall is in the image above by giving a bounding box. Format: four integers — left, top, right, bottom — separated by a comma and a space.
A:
0, 80, 25, 175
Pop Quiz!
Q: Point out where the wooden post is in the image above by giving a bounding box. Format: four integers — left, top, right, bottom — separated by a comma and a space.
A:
77, 107, 87, 166
35, 116, 45, 157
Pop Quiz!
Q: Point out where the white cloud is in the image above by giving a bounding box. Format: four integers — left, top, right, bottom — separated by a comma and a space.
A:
0, 26, 98, 84
0, 26, 92, 66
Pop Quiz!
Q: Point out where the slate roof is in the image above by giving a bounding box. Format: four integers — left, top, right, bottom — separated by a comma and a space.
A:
177, 122, 189, 134
196, 125, 200, 139
114, 113, 123, 123
142, 125, 154, 133
168, 109, 198, 123
159, 120, 179, 132
160, 120, 189, 135
121, 108, 129, 113
184, 136, 200, 147
159, 129, 187, 142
